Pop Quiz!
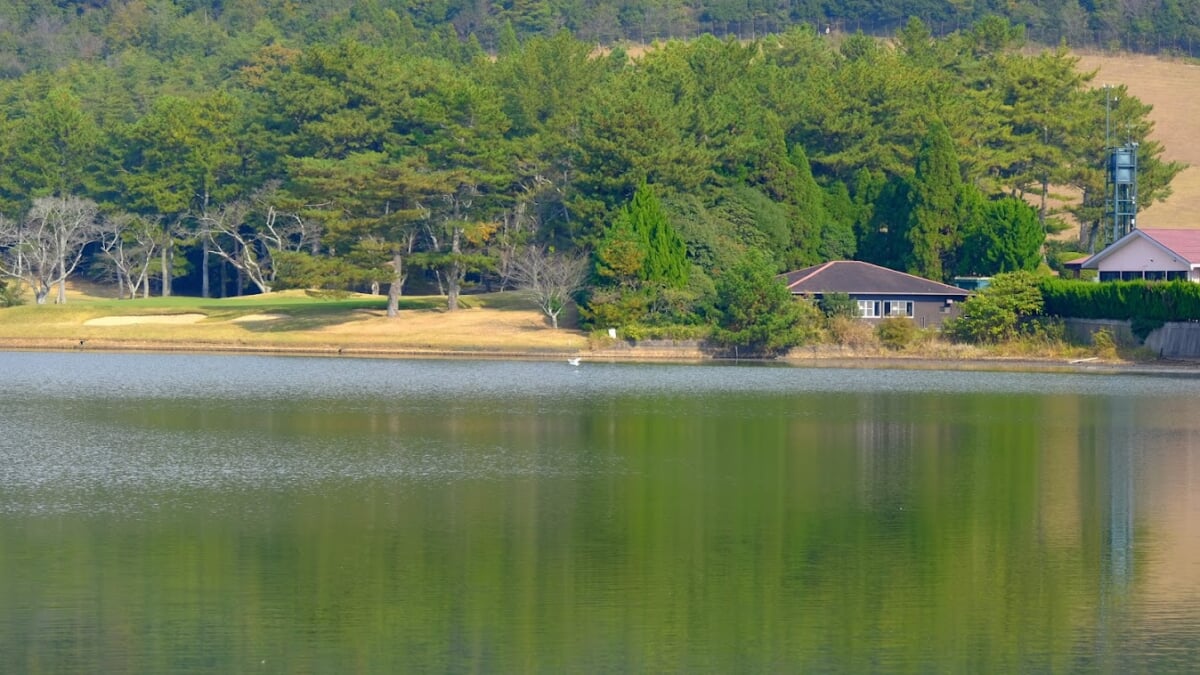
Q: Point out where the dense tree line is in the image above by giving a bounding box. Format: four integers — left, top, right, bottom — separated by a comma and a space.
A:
2, 0, 1199, 78
0, 18, 1183, 345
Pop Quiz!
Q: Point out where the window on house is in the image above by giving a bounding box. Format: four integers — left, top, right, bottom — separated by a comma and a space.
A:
882, 301, 914, 318
1101, 270, 1187, 281
858, 300, 880, 318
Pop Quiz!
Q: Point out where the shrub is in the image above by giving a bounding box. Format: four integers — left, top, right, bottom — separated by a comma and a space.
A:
1023, 316, 1067, 344
588, 329, 620, 349
1092, 328, 1119, 360
618, 323, 710, 341
708, 250, 822, 355
827, 316, 878, 349
876, 317, 919, 350
945, 294, 1018, 343
819, 292, 858, 319
0, 278, 24, 307
1039, 278, 1200, 322
579, 288, 650, 329
1130, 316, 1166, 340
946, 271, 1044, 343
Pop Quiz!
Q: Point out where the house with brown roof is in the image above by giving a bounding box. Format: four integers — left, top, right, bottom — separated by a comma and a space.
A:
780, 260, 970, 328
1078, 228, 1200, 281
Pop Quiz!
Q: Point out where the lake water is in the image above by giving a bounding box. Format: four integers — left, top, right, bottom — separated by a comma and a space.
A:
2, 352, 1200, 673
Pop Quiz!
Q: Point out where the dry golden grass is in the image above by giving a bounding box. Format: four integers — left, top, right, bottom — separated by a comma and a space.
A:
0, 286, 589, 356
312, 304, 588, 352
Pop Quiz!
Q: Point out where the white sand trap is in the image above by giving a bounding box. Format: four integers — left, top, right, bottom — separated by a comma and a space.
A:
84, 313, 207, 326
231, 313, 286, 323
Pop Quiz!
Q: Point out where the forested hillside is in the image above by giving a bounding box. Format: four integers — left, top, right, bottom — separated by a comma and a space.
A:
0, 7, 1186, 344
2, 0, 1199, 75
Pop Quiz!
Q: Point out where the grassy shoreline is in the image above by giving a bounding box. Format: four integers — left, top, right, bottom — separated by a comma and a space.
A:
5, 335, 1199, 377
2, 287, 1197, 374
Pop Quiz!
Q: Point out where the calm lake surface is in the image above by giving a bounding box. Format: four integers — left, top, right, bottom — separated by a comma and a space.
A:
3, 352, 1200, 673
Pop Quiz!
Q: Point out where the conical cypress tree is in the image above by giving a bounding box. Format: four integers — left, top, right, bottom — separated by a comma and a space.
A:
627, 181, 688, 288
905, 119, 963, 281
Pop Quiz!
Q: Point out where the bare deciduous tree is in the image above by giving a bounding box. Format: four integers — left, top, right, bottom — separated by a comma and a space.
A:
509, 245, 589, 329
0, 195, 102, 304
203, 186, 321, 295
96, 213, 160, 299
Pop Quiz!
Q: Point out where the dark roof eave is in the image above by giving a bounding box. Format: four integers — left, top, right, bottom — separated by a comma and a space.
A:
791, 290, 970, 296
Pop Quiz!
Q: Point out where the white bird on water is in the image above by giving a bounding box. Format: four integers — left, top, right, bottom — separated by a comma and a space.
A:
567, 357, 581, 366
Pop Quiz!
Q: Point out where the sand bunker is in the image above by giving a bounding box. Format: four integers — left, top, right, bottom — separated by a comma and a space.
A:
84, 314, 207, 326
230, 313, 286, 323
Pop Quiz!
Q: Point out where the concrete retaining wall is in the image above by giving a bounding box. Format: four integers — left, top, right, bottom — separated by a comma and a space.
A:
1065, 318, 1200, 359
1063, 319, 1138, 347
1142, 322, 1200, 359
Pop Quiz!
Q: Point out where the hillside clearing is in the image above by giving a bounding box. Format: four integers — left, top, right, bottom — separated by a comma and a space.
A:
1069, 52, 1199, 227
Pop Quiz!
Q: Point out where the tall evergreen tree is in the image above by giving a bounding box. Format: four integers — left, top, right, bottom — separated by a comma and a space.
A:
709, 249, 815, 355
785, 143, 827, 267
904, 119, 963, 281
630, 181, 688, 288
586, 181, 690, 326
957, 196, 1045, 277
820, 181, 857, 261
856, 170, 910, 271
5, 86, 102, 203
594, 181, 688, 289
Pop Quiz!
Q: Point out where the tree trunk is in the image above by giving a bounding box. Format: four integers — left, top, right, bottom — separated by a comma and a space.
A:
201, 238, 210, 298
387, 251, 402, 318
160, 244, 172, 297
56, 255, 67, 304
35, 281, 49, 305
447, 267, 461, 310
1039, 176, 1049, 230
447, 228, 462, 311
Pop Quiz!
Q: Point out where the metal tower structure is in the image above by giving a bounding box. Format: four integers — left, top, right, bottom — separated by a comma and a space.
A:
1107, 143, 1138, 244
1104, 86, 1138, 246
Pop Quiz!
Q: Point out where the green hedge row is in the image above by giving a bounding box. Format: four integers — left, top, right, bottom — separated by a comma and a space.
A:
1038, 279, 1200, 322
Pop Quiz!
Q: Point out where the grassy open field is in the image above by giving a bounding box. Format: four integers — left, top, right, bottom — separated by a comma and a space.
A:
0, 283, 589, 357
1075, 52, 1200, 228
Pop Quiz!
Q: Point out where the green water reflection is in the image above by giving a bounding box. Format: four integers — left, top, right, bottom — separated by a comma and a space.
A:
2, 357, 1199, 673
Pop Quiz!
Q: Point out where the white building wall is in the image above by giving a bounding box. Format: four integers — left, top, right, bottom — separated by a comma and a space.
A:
1096, 236, 1190, 273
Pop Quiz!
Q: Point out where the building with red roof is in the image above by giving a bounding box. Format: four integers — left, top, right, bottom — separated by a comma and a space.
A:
1079, 228, 1200, 281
